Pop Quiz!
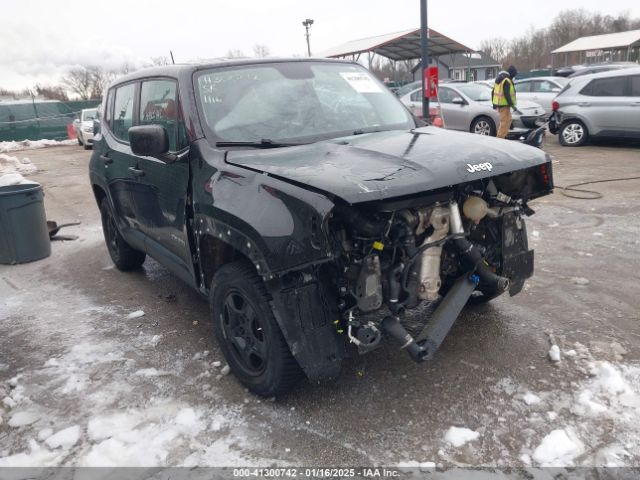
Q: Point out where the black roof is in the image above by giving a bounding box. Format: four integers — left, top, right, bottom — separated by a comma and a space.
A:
112, 57, 356, 87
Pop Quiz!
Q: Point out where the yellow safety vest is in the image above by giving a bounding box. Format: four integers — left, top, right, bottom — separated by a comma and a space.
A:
492, 77, 517, 107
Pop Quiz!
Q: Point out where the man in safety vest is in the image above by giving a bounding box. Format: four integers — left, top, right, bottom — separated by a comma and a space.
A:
492, 65, 521, 139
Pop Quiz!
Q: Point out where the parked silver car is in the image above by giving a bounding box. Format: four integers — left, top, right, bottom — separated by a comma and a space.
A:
400, 83, 545, 136
73, 108, 98, 150
514, 77, 569, 114
551, 67, 640, 146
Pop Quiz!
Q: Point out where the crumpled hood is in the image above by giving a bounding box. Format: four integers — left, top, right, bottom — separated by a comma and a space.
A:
225, 127, 549, 204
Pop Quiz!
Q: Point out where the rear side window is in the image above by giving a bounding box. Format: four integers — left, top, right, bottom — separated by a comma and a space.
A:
532, 80, 556, 93
585, 77, 626, 97
139, 79, 188, 151
516, 81, 531, 93
112, 83, 136, 141
631, 76, 640, 97
104, 90, 113, 126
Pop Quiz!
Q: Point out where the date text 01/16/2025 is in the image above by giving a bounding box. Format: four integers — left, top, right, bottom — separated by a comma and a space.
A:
232, 467, 409, 477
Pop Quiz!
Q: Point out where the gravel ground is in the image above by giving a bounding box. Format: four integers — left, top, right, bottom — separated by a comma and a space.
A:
0, 135, 639, 469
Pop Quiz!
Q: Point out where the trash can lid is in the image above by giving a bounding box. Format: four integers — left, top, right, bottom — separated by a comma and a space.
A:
0, 182, 42, 196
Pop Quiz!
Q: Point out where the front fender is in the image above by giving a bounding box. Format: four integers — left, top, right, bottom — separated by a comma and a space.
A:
194, 167, 335, 278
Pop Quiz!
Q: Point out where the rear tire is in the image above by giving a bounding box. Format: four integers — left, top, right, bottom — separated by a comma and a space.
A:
559, 119, 588, 146
471, 116, 496, 136
77, 136, 83, 146
99, 198, 146, 271
210, 261, 303, 397
84, 143, 91, 150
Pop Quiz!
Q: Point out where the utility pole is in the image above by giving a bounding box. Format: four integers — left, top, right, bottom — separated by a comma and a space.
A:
302, 19, 314, 57
420, 0, 430, 120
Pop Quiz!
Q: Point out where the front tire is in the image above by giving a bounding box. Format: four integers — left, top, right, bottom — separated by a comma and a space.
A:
559, 119, 588, 146
210, 262, 302, 397
99, 198, 146, 271
471, 116, 496, 136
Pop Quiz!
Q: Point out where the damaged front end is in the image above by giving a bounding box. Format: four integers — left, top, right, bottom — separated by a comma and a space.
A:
323, 162, 552, 363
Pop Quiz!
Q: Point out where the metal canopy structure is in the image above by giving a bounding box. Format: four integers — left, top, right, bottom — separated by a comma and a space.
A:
319, 28, 474, 61
552, 29, 640, 54
551, 29, 640, 65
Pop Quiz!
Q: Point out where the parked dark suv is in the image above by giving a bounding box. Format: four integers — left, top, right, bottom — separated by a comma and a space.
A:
90, 59, 553, 396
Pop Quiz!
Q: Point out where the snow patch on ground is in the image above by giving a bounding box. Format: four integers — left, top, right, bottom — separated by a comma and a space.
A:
532, 429, 584, 466
549, 345, 561, 362
126, 310, 145, 320
522, 392, 541, 405
8, 411, 40, 428
444, 427, 480, 447
0, 139, 76, 153
44, 425, 81, 449
0, 153, 38, 186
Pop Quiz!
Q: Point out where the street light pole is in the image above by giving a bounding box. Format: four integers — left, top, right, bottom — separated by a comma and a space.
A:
420, 0, 430, 120
302, 19, 314, 57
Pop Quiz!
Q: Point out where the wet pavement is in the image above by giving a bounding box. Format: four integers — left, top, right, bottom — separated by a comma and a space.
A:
0, 136, 639, 467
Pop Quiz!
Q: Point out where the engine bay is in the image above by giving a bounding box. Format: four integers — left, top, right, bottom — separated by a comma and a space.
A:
324, 163, 551, 359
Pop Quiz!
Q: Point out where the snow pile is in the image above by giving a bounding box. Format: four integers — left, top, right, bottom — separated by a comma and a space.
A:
0, 153, 38, 186
572, 361, 638, 417
127, 310, 145, 320
8, 411, 40, 428
522, 392, 541, 405
444, 427, 480, 447
549, 345, 561, 362
0, 440, 62, 467
44, 425, 81, 449
0, 139, 76, 153
81, 405, 229, 467
532, 428, 584, 466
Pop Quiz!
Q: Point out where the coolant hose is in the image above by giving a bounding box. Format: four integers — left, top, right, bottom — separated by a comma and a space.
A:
452, 237, 510, 292
380, 316, 428, 362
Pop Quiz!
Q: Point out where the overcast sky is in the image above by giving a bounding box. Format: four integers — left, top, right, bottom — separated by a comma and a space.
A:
1, 0, 639, 90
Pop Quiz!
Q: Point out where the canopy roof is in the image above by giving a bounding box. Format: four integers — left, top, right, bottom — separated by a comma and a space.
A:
552, 29, 640, 54
319, 28, 474, 61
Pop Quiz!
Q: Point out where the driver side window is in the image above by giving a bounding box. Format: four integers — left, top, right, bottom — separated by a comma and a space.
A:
139, 79, 188, 152
438, 88, 454, 104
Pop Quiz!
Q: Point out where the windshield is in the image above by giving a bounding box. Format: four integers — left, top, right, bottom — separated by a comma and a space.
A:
395, 81, 421, 98
196, 62, 414, 143
455, 84, 492, 102
81, 109, 97, 121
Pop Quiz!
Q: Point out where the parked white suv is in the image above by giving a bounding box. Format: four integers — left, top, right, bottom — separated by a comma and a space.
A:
551, 67, 640, 146
514, 77, 569, 114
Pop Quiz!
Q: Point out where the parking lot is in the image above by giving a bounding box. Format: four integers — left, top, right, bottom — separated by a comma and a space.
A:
1, 135, 639, 467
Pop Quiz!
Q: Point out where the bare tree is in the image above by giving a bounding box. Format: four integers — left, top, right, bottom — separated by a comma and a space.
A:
151, 56, 170, 66
88, 66, 117, 99
484, 9, 640, 72
62, 67, 93, 100
34, 84, 69, 101
226, 49, 246, 59
253, 44, 270, 58
479, 37, 509, 64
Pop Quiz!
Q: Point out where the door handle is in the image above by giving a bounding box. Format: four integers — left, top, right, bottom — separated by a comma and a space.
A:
128, 167, 145, 177
578, 102, 591, 107
631, 102, 640, 107
99, 155, 113, 165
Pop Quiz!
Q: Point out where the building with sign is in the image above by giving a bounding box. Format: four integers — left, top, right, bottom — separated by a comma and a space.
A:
551, 29, 640, 67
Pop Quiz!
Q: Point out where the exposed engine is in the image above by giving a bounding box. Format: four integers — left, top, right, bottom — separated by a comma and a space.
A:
327, 173, 541, 360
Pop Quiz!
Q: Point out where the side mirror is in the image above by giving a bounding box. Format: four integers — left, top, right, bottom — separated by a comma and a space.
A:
129, 125, 170, 158
452, 97, 466, 105
551, 87, 561, 93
